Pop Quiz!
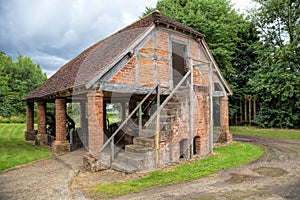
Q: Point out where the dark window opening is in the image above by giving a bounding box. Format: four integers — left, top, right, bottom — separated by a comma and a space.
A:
172, 42, 187, 86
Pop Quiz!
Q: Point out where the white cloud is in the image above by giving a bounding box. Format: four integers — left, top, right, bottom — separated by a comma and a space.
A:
0, 0, 157, 77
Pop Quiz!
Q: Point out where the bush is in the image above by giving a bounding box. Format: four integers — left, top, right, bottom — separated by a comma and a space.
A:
0, 116, 26, 123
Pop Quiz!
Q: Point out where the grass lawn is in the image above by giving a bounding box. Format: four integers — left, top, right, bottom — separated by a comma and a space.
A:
0, 123, 53, 172
93, 142, 264, 198
230, 126, 300, 140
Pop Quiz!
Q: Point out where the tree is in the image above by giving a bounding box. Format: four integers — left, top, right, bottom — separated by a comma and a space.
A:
143, 0, 261, 124
0, 52, 47, 117
249, 0, 300, 128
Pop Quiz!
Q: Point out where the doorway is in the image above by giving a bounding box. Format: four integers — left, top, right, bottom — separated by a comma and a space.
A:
172, 42, 187, 86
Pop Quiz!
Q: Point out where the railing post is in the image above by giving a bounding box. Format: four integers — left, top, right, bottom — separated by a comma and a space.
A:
155, 85, 160, 168
139, 106, 142, 134
189, 59, 194, 158
110, 137, 114, 166
209, 62, 214, 153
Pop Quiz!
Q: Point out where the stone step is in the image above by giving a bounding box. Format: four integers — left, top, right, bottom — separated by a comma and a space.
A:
111, 159, 138, 173
125, 144, 153, 153
140, 129, 155, 137
115, 151, 145, 169
133, 137, 154, 147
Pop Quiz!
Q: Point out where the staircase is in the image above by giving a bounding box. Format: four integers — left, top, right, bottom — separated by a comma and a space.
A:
111, 86, 190, 173
98, 69, 192, 173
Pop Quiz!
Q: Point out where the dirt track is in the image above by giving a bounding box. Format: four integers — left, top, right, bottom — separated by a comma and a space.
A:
1, 135, 299, 200
103, 135, 300, 200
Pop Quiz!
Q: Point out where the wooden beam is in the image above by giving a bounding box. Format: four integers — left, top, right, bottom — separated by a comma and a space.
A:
98, 82, 153, 94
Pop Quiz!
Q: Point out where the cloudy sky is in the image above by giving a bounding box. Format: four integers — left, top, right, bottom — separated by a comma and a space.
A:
0, 0, 255, 77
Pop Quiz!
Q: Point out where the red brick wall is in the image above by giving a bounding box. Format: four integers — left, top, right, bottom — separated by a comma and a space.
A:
138, 38, 154, 55
156, 31, 169, 58
110, 57, 136, 85
26, 102, 34, 131
37, 101, 46, 135
139, 57, 154, 87
193, 88, 210, 156
55, 98, 67, 143
156, 60, 169, 85
87, 90, 104, 157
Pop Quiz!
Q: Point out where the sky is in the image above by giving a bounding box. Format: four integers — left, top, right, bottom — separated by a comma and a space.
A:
0, 0, 255, 77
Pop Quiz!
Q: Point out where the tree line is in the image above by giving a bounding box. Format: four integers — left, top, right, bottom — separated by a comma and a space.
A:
0, 52, 47, 121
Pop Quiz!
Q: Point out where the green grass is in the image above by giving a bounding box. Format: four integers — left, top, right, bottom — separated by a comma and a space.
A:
230, 126, 300, 140
93, 142, 264, 198
0, 123, 53, 172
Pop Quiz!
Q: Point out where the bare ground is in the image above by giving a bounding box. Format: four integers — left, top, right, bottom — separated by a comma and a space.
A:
72, 135, 300, 200
1, 135, 299, 200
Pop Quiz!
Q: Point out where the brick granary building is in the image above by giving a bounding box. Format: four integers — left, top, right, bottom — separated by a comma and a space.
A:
24, 11, 232, 173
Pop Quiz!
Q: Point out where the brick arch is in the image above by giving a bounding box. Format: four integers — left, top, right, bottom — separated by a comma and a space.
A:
193, 136, 201, 155
179, 138, 189, 158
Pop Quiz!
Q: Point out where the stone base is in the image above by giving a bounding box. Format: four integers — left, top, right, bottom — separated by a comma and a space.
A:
25, 130, 37, 141
218, 131, 233, 143
52, 141, 70, 155
83, 153, 109, 172
36, 134, 48, 146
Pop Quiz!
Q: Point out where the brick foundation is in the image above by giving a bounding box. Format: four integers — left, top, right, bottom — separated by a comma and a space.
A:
25, 130, 37, 141
87, 90, 104, 158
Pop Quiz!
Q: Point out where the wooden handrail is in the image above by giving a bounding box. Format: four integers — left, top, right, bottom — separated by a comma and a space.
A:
98, 84, 159, 156
144, 69, 192, 128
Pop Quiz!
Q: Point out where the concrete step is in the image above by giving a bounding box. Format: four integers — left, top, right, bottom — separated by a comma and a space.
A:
133, 137, 154, 147
115, 151, 145, 169
125, 144, 153, 153
111, 159, 138, 173
140, 129, 155, 137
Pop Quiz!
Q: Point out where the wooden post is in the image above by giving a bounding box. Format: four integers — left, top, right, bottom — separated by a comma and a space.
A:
138, 106, 142, 134
235, 102, 238, 126
244, 95, 247, 124
253, 95, 257, 120
189, 59, 194, 157
248, 95, 252, 126
155, 86, 160, 168
240, 99, 243, 125
80, 101, 86, 129
209, 62, 213, 153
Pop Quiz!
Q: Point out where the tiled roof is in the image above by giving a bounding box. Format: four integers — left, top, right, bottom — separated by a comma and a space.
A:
24, 11, 204, 100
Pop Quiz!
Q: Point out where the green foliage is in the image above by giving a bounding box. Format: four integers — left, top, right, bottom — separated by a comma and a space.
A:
0, 116, 26, 123
230, 126, 300, 140
0, 52, 47, 118
249, 0, 300, 128
93, 142, 264, 198
0, 123, 53, 171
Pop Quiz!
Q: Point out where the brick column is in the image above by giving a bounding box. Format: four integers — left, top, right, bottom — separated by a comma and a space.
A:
36, 101, 48, 146
87, 90, 104, 157
25, 101, 36, 141
218, 96, 232, 143
52, 98, 70, 154
38, 101, 46, 134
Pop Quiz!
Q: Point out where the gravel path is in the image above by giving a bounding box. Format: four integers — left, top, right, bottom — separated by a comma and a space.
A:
0, 148, 87, 200
107, 135, 300, 200
1, 135, 300, 200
